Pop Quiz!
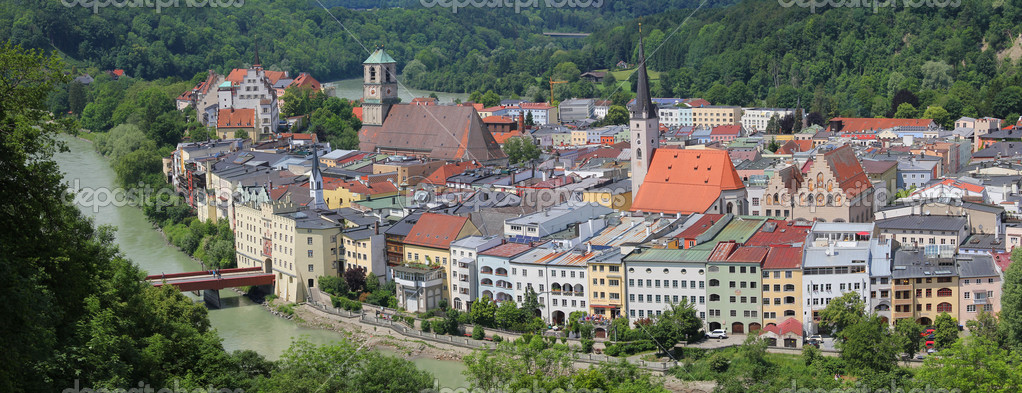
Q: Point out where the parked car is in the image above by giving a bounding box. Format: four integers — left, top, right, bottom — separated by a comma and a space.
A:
915, 354, 926, 360
808, 335, 824, 345
706, 329, 728, 339
921, 328, 935, 337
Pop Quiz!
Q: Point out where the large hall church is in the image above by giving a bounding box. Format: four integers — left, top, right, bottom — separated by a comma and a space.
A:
357, 49, 505, 161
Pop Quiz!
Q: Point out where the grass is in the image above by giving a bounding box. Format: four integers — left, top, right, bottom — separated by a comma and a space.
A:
77, 130, 102, 141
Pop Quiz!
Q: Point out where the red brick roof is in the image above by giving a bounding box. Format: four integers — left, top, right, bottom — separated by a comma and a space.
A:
288, 72, 321, 90
708, 241, 739, 262
745, 220, 811, 247
710, 125, 741, 135
632, 149, 745, 215
480, 242, 535, 258
404, 213, 470, 249
761, 317, 802, 336
727, 246, 769, 263
425, 161, 482, 185
827, 117, 935, 133
217, 108, 255, 128
675, 214, 726, 240
763, 246, 803, 270
352, 107, 363, 122
822, 145, 871, 198
491, 130, 524, 144
685, 98, 711, 108
776, 139, 813, 154
482, 115, 515, 124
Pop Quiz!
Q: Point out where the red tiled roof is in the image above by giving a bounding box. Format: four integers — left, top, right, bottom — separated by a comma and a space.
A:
710, 125, 741, 135
111, 69, 124, 77
278, 132, 317, 141
404, 213, 470, 249
827, 117, 935, 133
323, 178, 397, 196
226, 68, 288, 85
675, 214, 725, 239
632, 149, 745, 215
776, 139, 813, 154
860, 159, 898, 174
491, 130, 524, 144
917, 178, 986, 194
352, 107, 363, 122
708, 241, 739, 262
288, 73, 321, 91
763, 246, 803, 270
745, 220, 811, 247
761, 317, 802, 336
176, 90, 193, 101
994, 252, 1012, 273
480, 106, 508, 113
727, 246, 769, 263
217, 108, 255, 128
425, 161, 482, 185
822, 145, 872, 198
520, 102, 554, 110
482, 115, 515, 124
480, 242, 535, 258
685, 98, 711, 108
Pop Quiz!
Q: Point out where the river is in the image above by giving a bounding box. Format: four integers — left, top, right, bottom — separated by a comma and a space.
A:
55, 135, 467, 388
325, 78, 468, 104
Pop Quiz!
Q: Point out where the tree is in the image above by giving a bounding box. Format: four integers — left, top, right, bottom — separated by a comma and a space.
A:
68, 80, 86, 114
766, 115, 780, 134
818, 292, 866, 334
260, 339, 432, 393
894, 102, 919, 119
805, 111, 825, 127
604, 105, 628, 125
552, 61, 581, 82
502, 136, 541, 165
602, 72, 617, 88
921, 60, 954, 90
1003, 251, 1022, 350
344, 266, 367, 293
647, 300, 702, 352
922, 106, 952, 129
524, 111, 535, 126
470, 296, 497, 327
234, 128, 249, 140
494, 300, 523, 330
915, 336, 1022, 393
993, 86, 1022, 120
472, 324, 485, 340
792, 108, 803, 134
481, 90, 500, 107
933, 312, 959, 349
891, 89, 919, 116
966, 309, 1001, 344
838, 315, 898, 374
522, 286, 541, 317
766, 138, 780, 153
778, 113, 795, 134
894, 318, 924, 358
319, 275, 349, 297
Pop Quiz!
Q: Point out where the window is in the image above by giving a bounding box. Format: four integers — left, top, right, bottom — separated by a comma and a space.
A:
308, 264, 314, 272
937, 288, 952, 297
307, 250, 314, 257
937, 302, 953, 313
729, 296, 737, 303
709, 294, 720, 302
709, 279, 720, 287
629, 279, 634, 287
307, 237, 313, 245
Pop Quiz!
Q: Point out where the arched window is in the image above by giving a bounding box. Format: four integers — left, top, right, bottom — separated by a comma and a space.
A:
709, 279, 720, 287
937, 302, 953, 313
727, 202, 734, 214
817, 173, 824, 188
551, 283, 562, 292
783, 284, 795, 292
937, 288, 952, 297
784, 310, 796, 317
826, 194, 833, 206
369, 67, 377, 82
773, 193, 780, 206
574, 284, 583, 293
709, 266, 719, 273
709, 294, 721, 301
636, 148, 642, 161
816, 193, 825, 206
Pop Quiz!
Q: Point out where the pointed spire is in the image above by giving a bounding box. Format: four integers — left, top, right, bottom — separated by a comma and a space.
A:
310, 147, 325, 210
631, 24, 657, 120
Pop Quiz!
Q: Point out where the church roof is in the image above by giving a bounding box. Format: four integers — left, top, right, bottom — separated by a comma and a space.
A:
631, 149, 745, 215
359, 104, 506, 161
630, 34, 657, 120
364, 49, 396, 64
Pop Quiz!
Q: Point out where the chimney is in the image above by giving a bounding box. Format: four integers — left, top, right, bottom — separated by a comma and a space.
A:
374, 221, 379, 235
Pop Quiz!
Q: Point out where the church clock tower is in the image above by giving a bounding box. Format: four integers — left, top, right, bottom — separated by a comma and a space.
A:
362, 48, 399, 126
630, 26, 660, 201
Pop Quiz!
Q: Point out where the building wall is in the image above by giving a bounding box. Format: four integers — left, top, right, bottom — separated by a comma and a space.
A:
892, 276, 959, 325
762, 268, 803, 327
692, 106, 742, 128
341, 232, 387, 281
706, 262, 761, 334
403, 244, 455, 303
880, 226, 967, 250
476, 255, 514, 302
959, 275, 1001, 323
625, 262, 707, 323
512, 262, 589, 324
588, 261, 626, 319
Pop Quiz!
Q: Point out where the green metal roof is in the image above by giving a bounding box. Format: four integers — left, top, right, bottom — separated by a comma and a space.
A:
363, 49, 396, 64
689, 216, 766, 251
352, 196, 404, 210
218, 81, 232, 88
624, 248, 713, 263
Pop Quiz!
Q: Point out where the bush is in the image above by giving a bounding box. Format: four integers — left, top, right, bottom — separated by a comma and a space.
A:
320, 275, 348, 297
472, 325, 485, 340
581, 338, 595, 354
404, 316, 415, 327
603, 340, 656, 357
492, 334, 503, 343
421, 320, 431, 333
331, 296, 362, 312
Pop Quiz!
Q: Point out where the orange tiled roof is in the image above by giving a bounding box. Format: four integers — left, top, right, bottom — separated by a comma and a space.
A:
491, 130, 524, 144
425, 161, 482, 185
288, 73, 321, 90
323, 178, 397, 195
217, 108, 255, 128
632, 149, 745, 215
762, 246, 803, 270
821, 145, 871, 198
917, 178, 986, 195
745, 220, 811, 247
352, 107, 363, 122
482, 115, 515, 124
404, 213, 469, 249
761, 317, 802, 336
675, 214, 726, 240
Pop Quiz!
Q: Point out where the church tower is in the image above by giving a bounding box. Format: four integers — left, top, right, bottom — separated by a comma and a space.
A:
362, 47, 399, 126
310, 148, 325, 210
630, 25, 660, 201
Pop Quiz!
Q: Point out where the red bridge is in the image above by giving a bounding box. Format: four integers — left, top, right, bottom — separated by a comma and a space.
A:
146, 267, 274, 292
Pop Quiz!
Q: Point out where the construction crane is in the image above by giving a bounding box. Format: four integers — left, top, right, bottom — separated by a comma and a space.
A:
549, 78, 568, 103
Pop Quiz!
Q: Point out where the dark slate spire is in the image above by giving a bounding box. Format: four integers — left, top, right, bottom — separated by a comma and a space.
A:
253, 44, 262, 68
631, 24, 657, 120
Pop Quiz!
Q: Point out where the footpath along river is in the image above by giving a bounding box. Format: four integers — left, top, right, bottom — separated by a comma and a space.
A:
55, 135, 467, 389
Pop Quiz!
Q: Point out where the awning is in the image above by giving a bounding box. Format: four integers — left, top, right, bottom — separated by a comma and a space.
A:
857, 231, 870, 236
590, 304, 619, 309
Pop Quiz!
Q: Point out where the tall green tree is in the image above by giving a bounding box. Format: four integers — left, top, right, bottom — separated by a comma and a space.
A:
894, 318, 924, 358
933, 312, 960, 349
1001, 250, 1022, 350
502, 136, 541, 165
818, 292, 866, 334
837, 315, 898, 374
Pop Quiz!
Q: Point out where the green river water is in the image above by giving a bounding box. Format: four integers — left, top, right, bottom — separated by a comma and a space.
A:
55, 135, 467, 389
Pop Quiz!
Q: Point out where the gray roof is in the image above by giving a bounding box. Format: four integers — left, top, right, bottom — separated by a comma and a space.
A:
451, 235, 499, 250
959, 234, 1005, 252
957, 254, 999, 278
384, 213, 422, 237
875, 215, 967, 231
803, 247, 871, 268
891, 248, 959, 279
